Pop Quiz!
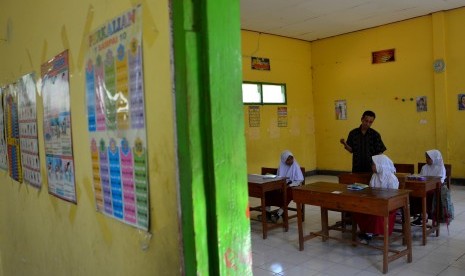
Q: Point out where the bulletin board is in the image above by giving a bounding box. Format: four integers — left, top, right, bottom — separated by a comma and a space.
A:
86, 5, 149, 230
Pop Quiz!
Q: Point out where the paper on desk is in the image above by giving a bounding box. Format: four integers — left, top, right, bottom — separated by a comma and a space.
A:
262, 174, 277, 179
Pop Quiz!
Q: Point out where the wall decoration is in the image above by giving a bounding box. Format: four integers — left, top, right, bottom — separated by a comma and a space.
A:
251, 57, 270, 71
41, 50, 76, 203
416, 96, 427, 112
0, 87, 8, 171
18, 73, 42, 188
277, 106, 287, 127
86, 5, 149, 230
3, 83, 22, 182
458, 94, 465, 111
335, 99, 347, 120
248, 106, 260, 127
372, 48, 395, 64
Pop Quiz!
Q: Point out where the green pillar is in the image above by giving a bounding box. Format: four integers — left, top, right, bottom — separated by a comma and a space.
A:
171, 0, 252, 275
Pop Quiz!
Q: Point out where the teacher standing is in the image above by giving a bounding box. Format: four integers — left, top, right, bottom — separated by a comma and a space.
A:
340, 110, 386, 173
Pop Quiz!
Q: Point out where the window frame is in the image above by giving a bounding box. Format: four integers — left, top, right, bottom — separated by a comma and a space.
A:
242, 81, 287, 105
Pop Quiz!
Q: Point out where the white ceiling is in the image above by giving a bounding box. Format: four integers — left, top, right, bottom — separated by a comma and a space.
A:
240, 0, 465, 41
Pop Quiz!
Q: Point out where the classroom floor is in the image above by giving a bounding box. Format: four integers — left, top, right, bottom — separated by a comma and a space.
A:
250, 175, 465, 276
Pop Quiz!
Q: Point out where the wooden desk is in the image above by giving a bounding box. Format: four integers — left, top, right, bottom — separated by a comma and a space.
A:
293, 182, 412, 274
403, 175, 442, 245
248, 174, 288, 239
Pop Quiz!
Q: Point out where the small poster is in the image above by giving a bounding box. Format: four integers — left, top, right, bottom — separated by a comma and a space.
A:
251, 57, 270, 71
416, 96, 427, 112
41, 50, 76, 203
458, 94, 465, 110
248, 106, 260, 127
86, 6, 149, 230
0, 87, 8, 171
277, 106, 287, 127
335, 100, 347, 120
372, 49, 395, 64
18, 73, 42, 188
3, 84, 22, 182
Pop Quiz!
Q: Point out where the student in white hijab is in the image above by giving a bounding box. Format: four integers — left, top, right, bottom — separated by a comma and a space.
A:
355, 154, 398, 243
369, 154, 399, 189
263, 150, 304, 222
411, 149, 446, 226
420, 149, 446, 183
277, 150, 304, 187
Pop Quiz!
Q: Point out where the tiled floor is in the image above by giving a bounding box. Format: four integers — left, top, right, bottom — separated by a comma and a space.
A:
250, 175, 465, 275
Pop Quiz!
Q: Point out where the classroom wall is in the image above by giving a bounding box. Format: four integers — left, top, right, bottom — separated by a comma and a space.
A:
0, 1, 181, 275
312, 16, 435, 172
311, 9, 465, 178
241, 31, 316, 173
242, 8, 465, 178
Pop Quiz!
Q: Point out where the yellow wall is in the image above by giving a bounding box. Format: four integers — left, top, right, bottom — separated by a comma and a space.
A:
312, 9, 465, 178
241, 31, 316, 173
0, 1, 180, 275
242, 8, 465, 178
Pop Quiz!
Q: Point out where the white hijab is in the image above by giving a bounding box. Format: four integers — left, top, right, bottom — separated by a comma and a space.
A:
370, 154, 399, 189
420, 149, 446, 183
277, 150, 304, 187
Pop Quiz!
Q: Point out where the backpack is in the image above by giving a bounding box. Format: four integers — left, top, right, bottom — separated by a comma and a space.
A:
432, 184, 454, 227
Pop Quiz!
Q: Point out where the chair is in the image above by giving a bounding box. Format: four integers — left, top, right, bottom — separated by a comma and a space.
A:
393, 163, 415, 174
418, 162, 452, 189
260, 167, 306, 222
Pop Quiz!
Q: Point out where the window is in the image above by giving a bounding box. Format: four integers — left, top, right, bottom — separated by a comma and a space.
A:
242, 82, 286, 104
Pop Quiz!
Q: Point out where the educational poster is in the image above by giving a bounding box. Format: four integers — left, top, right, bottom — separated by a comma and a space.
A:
18, 73, 42, 188
3, 83, 22, 182
86, 6, 149, 230
41, 50, 76, 203
335, 99, 347, 120
277, 106, 287, 127
0, 87, 8, 171
248, 106, 260, 127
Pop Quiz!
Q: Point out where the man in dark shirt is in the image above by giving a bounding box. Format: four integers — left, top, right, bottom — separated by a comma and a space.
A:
340, 110, 386, 172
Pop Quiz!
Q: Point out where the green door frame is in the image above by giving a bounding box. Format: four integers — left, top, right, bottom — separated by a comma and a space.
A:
171, 0, 252, 275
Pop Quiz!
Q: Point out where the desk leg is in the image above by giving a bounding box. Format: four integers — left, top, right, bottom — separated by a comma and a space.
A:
383, 215, 389, 274
351, 215, 357, 244
403, 199, 413, 263
283, 185, 288, 232
422, 196, 427, 245
260, 195, 267, 239
297, 203, 304, 251
321, 208, 329, 242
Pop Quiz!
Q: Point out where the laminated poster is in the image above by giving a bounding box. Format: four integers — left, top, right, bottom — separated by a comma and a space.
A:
3, 83, 22, 182
0, 87, 8, 171
86, 5, 149, 230
18, 73, 42, 188
41, 50, 76, 203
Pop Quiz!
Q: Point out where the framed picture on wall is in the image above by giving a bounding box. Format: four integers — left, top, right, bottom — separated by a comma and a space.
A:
416, 96, 427, 112
458, 94, 465, 111
335, 100, 347, 120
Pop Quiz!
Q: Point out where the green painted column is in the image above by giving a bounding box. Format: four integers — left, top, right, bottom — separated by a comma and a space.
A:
171, 0, 252, 275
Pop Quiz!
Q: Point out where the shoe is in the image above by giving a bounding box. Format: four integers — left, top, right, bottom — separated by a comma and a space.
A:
358, 233, 373, 244
411, 216, 423, 226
